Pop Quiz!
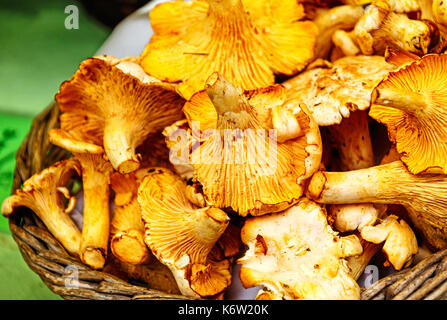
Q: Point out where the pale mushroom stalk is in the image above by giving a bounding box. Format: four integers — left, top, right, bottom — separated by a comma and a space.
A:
307, 160, 447, 249
1, 159, 82, 256
77, 153, 113, 270
103, 121, 139, 173
372, 87, 429, 114
331, 29, 361, 57
312, 5, 365, 59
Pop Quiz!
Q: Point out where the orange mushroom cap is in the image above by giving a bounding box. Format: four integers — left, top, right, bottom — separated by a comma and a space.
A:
370, 53, 447, 174
137, 167, 232, 298
237, 198, 362, 300
140, 0, 318, 99
283, 55, 394, 126
51, 56, 185, 174
165, 73, 322, 216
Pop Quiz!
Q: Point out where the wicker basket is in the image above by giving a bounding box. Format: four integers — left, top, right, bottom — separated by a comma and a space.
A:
6, 102, 447, 300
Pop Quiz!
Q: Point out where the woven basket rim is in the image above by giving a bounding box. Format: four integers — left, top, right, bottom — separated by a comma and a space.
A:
6, 102, 447, 300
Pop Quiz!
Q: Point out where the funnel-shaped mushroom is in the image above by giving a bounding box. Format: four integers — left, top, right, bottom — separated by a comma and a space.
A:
2, 159, 81, 256
51, 56, 185, 174
237, 198, 363, 300
370, 54, 447, 174
165, 73, 322, 216
110, 169, 152, 265
137, 167, 232, 298
139, 0, 318, 99
306, 160, 447, 250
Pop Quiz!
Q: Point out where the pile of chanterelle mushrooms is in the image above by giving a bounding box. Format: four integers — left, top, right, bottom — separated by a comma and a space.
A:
3, 0, 447, 300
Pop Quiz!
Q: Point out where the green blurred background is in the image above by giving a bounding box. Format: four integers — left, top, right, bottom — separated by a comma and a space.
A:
0, 0, 145, 299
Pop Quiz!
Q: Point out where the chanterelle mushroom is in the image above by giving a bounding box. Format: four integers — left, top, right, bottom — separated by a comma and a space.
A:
310, 4, 365, 59
2, 159, 81, 256
283, 55, 392, 177
50, 56, 185, 174
283, 55, 394, 127
110, 169, 152, 265
237, 198, 363, 300
139, 0, 318, 99
50, 126, 114, 269
165, 73, 322, 216
306, 160, 447, 250
137, 167, 232, 298
361, 215, 418, 270
352, 2, 434, 55
370, 53, 447, 174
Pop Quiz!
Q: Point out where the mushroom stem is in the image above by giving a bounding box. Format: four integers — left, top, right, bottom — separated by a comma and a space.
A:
307, 160, 447, 249
205, 73, 245, 115
78, 154, 113, 269
103, 121, 140, 174
312, 5, 364, 59
373, 86, 429, 114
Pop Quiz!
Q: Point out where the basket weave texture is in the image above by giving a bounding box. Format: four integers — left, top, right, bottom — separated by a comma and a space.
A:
7, 102, 447, 300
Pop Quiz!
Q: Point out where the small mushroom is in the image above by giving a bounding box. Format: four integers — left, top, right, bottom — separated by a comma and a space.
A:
1, 159, 81, 256
110, 169, 152, 265
165, 73, 322, 216
370, 53, 447, 174
139, 0, 318, 99
50, 56, 185, 174
352, 2, 433, 55
306, 160, 447, 250
137, 167, 232, 298
361, 215, 418, 270
237, 198, 363, 300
